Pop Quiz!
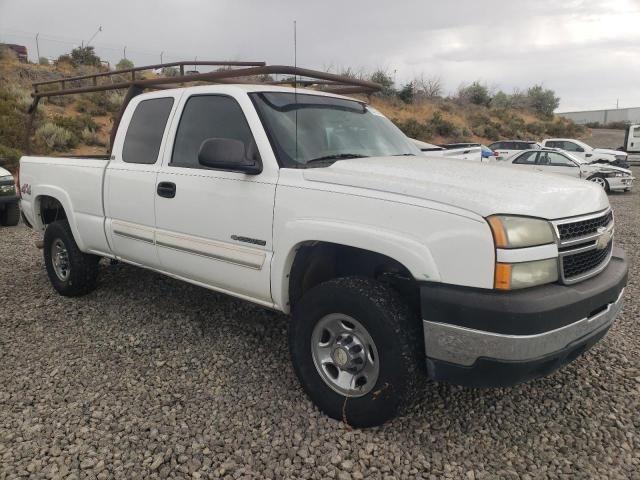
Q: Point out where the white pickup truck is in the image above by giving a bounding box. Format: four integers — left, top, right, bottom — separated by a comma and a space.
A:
19, 80, 628, 427
542, 138, 629, 168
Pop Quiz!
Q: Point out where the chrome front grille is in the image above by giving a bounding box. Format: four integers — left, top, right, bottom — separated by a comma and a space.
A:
553, 209, 614, 284
557, 210, 613, 241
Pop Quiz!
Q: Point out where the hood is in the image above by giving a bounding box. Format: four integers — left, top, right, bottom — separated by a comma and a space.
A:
593, 147, 626, 157
582, 163, 632, 175
303, 156, 609, 219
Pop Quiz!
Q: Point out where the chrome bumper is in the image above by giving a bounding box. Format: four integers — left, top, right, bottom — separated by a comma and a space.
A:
423, 288, 624, 367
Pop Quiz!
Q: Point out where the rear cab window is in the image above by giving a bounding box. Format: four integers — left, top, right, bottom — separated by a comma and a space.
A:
122, 98, 174, 164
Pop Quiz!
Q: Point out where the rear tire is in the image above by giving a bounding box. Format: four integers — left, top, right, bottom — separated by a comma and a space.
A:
43, 220, 100, 296
0, 202, 20, 226
289, 277, 423, 428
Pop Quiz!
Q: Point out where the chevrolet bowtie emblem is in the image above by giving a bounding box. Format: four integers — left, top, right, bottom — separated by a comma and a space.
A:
595, 226, 612, 250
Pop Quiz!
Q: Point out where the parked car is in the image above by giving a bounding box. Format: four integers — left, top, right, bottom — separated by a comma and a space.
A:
0, 161, 20, 226
501, 148, 634, 193
19, 70, 628, 427
412, 139, 482, 161
480, 145, 497, 161
487, 140, 541, 160
542, 138, 629, 168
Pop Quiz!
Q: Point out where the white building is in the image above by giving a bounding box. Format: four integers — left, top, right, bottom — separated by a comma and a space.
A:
557, 107, 640, 125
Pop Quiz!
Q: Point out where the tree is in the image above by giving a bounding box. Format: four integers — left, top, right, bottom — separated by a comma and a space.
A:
70, 46, 101, 67
161, 67, 179, 77
38, 57, 50, 66
55, 54, 73, 66
369, 69, 396, 97
414, 74, 442, 99
527, 85, 560, 118
116, 58, 134, 70
458, 81, 491, 106
398, 82, 414, 104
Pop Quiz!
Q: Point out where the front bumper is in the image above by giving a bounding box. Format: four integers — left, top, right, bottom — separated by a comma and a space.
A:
421, 248, 628, 387
608, 176, 634, 191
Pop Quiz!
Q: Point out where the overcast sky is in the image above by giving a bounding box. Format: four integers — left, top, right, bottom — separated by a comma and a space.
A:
1, 0, 639, 111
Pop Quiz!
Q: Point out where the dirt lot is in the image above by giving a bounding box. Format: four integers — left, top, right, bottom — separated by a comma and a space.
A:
585, 128, 625, 150
1, 171, 638, 479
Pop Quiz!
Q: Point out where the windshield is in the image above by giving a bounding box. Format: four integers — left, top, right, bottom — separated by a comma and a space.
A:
250, 92, 420, 167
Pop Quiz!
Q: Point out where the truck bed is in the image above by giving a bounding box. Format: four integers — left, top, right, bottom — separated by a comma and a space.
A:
19, 155, 111, 255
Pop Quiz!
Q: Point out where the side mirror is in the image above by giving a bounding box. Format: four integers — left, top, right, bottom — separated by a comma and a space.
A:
576, 147, 585, 152
585, 153, 593, 157
197, 138, 262, 174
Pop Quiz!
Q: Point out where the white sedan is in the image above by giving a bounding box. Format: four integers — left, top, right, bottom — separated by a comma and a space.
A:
502, 148, 634, 193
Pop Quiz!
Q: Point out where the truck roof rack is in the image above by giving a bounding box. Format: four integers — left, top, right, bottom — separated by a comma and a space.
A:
26, 60, 382, 154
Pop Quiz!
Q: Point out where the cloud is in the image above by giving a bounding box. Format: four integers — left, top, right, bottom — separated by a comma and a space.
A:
0, 0, 638, 110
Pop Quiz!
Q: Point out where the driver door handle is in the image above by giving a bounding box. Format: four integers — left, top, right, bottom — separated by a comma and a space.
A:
157, 182, 176, 198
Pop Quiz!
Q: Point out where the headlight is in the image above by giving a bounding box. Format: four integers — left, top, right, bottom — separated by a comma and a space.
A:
495, 258, 559, 290
0, 176, 15, 195
487, 215, 555, 248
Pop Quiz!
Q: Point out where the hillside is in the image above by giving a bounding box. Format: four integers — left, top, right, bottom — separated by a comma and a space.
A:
0, 54, 584, 173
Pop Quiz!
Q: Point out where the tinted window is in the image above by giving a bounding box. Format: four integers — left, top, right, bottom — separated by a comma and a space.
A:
546, 141, 561, 148
171, 95, 259, 169
561, 141, 582, 152
488, 142, 503, 150
524, 143, 539, 150
546, 152, 576, 167
122, 98, 174, 164
513, 151, 538, 164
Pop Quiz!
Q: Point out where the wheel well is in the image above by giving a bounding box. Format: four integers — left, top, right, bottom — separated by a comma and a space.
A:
288, 242, 419, 312
38, 196, 67, 225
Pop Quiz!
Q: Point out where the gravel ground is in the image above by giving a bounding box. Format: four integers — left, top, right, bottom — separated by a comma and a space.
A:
1, 171, 639, 480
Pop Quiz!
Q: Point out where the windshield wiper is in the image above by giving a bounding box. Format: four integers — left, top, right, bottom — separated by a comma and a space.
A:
392, 153, 416, 156
305, 153, 367, 166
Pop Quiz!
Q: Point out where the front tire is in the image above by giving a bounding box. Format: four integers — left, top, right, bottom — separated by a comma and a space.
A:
43, 220, 100, 296
289, 277, 422, 428
0, 202, 20, 226
588, 175, 610, 193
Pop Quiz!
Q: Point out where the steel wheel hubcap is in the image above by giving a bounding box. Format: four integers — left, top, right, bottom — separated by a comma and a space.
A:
51, 239, 70, 281
311, 314, 379, 397
590, 177, 607, 189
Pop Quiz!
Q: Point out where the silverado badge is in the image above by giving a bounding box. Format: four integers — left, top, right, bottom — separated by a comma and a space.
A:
595, 226, 612, 250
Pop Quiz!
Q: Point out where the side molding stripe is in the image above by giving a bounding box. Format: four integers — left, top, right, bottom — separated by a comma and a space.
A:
156, 230, 266, 270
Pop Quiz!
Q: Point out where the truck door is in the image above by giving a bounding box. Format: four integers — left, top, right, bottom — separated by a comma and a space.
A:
627, 125, 640, 153
104, 94, 177, 268
154, 93, 277, 304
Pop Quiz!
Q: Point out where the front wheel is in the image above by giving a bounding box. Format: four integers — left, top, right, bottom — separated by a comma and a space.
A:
43, 220, 100, 296
289, 277, 422, 428
0, 202, 20, 226
588, 175, 610, 193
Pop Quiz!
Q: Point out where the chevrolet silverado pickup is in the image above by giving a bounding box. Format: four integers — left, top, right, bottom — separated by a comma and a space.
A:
19, 76, 628, 427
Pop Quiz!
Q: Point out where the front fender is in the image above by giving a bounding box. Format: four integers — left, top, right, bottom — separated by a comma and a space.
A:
271, 219, 441, 312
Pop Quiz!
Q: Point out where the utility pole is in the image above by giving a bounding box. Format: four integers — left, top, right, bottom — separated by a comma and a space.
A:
86, 25, 102, 47
35, 33, 40, 61
616, 98, 619, 109
160, 51, 164, 64
123, 46, 127, 59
